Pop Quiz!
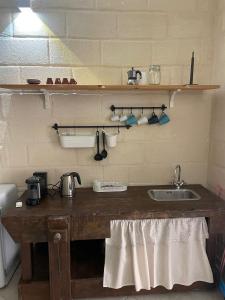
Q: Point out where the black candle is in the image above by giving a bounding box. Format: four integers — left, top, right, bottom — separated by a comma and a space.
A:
190, 51, 195, 85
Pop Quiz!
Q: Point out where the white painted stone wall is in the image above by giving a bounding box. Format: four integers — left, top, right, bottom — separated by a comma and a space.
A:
0, 0, 215, 191
208, 0, 225, 199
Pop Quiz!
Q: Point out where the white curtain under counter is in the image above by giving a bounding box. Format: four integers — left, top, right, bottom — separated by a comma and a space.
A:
103, 218, 213, 291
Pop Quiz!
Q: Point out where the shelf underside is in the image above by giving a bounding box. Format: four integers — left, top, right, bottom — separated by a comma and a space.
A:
0, 84, 220, 92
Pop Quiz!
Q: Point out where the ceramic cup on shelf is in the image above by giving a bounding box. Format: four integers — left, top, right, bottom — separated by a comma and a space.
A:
55, 78, 61, 84
70, 78, 77, 84
46, 78, 53, 84
62, 78, 69, 84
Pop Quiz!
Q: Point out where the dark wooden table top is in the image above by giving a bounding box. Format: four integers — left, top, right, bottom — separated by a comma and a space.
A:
3, 184, 225, 218
3, 185, 225, 242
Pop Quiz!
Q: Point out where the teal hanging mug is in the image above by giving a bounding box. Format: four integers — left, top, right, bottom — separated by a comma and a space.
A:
126, 114, 138, 126
159, 112, 170, 125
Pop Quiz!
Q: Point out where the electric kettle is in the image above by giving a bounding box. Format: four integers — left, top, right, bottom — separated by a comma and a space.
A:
60, 172, 81, 197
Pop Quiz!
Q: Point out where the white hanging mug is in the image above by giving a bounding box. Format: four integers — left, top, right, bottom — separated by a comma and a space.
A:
120, 109, 128, 122
111, 112, 120, 122
137, 115, 148, 125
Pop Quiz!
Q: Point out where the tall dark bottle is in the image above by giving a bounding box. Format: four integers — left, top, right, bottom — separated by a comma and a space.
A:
189, 51, 195, 85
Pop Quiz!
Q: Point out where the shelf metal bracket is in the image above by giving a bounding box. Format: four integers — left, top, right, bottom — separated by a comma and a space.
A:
169, 89, 181, 108
41, 89, 51, 109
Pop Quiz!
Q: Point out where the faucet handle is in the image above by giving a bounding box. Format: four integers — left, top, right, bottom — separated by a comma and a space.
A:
176, 180, 185, 189
179, 180, 185, 187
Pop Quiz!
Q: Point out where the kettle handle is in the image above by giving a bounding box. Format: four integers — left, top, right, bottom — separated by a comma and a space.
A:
136, 70, 142, 79
71, 172, 81, 185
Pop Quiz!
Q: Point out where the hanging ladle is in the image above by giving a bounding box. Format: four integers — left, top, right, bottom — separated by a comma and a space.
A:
94, 130, 103, 161
101, 131, 108, 159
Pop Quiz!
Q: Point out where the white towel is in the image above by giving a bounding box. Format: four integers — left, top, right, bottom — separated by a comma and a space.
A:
103, 218, 213, 291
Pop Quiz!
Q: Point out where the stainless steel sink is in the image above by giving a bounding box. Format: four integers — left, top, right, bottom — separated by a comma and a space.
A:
148, 189, 201, 201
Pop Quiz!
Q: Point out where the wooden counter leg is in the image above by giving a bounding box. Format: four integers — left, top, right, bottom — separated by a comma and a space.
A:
48, 216, 71, 300
21, 243, 32, 281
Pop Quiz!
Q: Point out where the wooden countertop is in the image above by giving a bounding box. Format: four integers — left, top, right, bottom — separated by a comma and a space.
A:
3, 184, 225, 218
2, 185, 225, 242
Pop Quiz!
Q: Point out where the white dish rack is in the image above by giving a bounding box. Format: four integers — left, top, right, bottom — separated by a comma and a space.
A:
59, 133, 96, 148
93, 180, 127, 192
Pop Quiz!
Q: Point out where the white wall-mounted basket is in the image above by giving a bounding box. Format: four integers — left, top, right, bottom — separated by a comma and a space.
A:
59, 133, 96, 148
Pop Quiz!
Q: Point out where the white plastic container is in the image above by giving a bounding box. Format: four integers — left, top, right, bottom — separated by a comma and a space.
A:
105, 133, 118, 148
59, 133, 96, 148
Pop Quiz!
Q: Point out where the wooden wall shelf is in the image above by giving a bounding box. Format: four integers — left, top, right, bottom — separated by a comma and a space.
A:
0, 84, 220, 110
0, 84, 220, 92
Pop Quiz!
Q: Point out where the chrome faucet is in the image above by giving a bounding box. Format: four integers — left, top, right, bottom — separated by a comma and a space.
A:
173, 165, 184, 189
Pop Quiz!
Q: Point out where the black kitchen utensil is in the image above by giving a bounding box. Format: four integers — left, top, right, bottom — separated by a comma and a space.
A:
94, 130, 103, 161
101, 131, 108, 159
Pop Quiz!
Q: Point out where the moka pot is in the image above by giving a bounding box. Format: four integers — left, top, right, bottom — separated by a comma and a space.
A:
127, 67, 142, 85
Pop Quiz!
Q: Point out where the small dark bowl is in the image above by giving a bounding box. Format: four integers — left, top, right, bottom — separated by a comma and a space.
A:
27, 79, 41, 85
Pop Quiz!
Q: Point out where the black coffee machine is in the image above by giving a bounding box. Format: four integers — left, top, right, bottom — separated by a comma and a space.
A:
25, 176, 41, 206
25, 172, 48, 206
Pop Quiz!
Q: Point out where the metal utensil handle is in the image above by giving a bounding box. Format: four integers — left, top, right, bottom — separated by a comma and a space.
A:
96, 130, 100, 153
102, 131, 106, 149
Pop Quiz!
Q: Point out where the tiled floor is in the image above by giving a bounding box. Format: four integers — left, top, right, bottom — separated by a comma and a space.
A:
0, 268, 223, 300
0, 267, 20, 300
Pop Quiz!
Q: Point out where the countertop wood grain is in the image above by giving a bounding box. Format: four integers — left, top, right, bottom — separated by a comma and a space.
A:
2, 185, 225, 242
3, 185, 225, 217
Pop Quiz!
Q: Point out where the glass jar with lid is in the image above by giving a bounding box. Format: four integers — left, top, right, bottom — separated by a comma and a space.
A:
149, 65, 161, 85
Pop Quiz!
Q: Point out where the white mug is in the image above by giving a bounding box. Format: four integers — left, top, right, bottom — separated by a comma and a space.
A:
137, 115, 148, 125
120, 114, 128, 122
138, 71, 148, 85
111, 114, 120, 122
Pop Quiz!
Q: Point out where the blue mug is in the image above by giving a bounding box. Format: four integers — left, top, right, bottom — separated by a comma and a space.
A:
126, 114, 138, 126
148, 112, 159, 124
159, 112, 170, 125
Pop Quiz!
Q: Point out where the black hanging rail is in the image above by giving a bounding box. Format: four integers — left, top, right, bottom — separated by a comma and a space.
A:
52, 123, 131, 132
110, 104, 167, 112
